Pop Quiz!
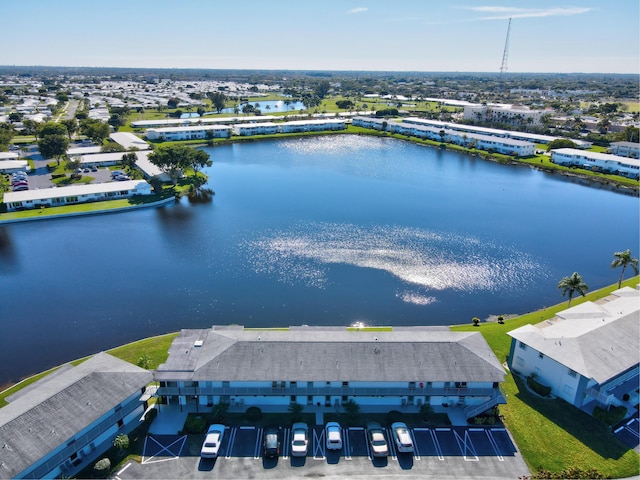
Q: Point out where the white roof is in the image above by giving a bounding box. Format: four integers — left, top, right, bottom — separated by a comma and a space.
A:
80, 152, 125, 164
3, 180, 150, 203
109, 132, 150, 150
148, 125, 231, 133
67, 146, 102, 156
0, 160, 28, 170
135, 151, 170, 181
0, 152, 20, 160
508, 287, 640, 383
552, 148, 640, 167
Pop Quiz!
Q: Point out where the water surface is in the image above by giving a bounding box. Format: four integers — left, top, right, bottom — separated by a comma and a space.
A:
0, 135, 637, 385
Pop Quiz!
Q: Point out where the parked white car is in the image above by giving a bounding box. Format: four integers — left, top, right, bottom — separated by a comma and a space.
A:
366, 422, 388, 457
325, 422, 343, 450
291, 422, 309, 457
200, 424, 225, 458
391, 421, 414, 453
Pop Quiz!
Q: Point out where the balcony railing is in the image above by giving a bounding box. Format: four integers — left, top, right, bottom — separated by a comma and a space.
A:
155, 385, 499, 398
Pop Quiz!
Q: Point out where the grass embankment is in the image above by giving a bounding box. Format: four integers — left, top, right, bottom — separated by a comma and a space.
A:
451, 276, 640, 478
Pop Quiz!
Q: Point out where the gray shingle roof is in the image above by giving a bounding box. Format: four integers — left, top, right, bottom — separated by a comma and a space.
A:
155, 326, 505, 383
0, 353, 152, 479
508, 287, 640, 383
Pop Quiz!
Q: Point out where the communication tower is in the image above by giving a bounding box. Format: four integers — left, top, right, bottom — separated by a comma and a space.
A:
499, 18, 512, 76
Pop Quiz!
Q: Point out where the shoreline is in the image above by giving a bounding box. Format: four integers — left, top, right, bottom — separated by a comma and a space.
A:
0, 196, 174, 225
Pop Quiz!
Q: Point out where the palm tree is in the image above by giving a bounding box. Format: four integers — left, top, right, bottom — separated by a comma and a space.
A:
611, 249, 639, 288
557, 272, 589, 307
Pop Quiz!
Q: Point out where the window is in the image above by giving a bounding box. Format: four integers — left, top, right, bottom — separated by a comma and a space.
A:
290, 381, 297, 388
568, 369, 577, 378
409, 382, 416, 389
519, 342, 527, 350
538, 352, 544, 359
117, 419, 124, 428
342, 381, 349, 388
515, 356, 524, 367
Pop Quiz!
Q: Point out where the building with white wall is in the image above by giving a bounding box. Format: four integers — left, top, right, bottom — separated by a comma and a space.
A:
155, 325, 506, 420
550, 148, 640, 179
3, 180, 153, 211
608, 141, 640, 159
145, 124, 232, 141
463, 104, 549, 127
353, 117, 535, 157
507, 287, 639, 410
109, 132, 151, 151
0, 353, 153, 479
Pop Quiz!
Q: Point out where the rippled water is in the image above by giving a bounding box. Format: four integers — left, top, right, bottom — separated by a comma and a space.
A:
0, 135, 637, 385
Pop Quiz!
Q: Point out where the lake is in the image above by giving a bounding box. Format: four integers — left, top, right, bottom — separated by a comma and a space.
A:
0, 135, 638, 386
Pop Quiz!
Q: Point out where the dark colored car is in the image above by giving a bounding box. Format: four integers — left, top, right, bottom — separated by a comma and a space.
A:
263, 426, 280, 459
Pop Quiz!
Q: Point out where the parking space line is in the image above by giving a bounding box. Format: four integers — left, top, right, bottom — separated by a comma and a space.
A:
386, 427, 397, 460
344, 427, 353, 460
453, 430, 478, 461
253, 427, 263, 459
141, 435, 187, 465
282, 428, 290, 459
225, 427, 238, 459
313, 428, 325, 459
409, 428, 420, 460
485, 429, 504, 461
429, 428, 445, 461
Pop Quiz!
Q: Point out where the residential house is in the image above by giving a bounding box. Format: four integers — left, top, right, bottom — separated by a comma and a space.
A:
608, 141, 640, 159
3, 180, 153, 211
154, 325, 506, 419
550, 148, 640, 179
507, 286, 639, 410
0, 353, 153, 479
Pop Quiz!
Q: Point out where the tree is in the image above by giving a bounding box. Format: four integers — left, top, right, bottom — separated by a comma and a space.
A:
208, 92, 227, 113
38, 122, 67, 138
38, 134, 69, 165
0, 122, 14, 151
60, 118, 78, 140
108, 113, 124, 131
546, 138, 577, 151
22, 119, 40, 139
149, 144, 210, 184
314, 80, 331, 99
288, 402, 303, 423
611, 249, 639, 288
167, 97, 180, 109
122, 152, 138, 169
80, 119, 110, 145
65, 157, 81, 174
557, 272, 589, 307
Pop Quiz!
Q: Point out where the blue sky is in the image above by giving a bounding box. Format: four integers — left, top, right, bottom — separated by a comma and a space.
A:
1, 0, 638, 73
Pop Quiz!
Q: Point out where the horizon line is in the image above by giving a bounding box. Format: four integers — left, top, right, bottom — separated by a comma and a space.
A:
0, 65, 636, 76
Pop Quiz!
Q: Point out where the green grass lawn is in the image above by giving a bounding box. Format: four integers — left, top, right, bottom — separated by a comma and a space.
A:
107, 332, 179, 370
451, 276, 640, 478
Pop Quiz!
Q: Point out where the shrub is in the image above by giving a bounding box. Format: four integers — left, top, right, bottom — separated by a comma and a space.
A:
51, 173, 66, 179
245, 406, 262, 422
593, 405, 627, 426
386, 410, 403, 425
93, 458, 111, 478
472, 317, 480, 327
526, 376, 552, 397
184, 414, 207, 434
419, 403, 433, 420
112, 433, 129, 450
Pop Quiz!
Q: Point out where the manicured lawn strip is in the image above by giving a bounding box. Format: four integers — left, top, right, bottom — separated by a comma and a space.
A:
0, 367, 64, 408
107, 332, 179, 370
451, 276, 640, 478
0, 194, 172, 222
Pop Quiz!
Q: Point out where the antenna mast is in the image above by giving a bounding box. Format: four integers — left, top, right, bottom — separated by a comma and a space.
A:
499, 18, 512, 76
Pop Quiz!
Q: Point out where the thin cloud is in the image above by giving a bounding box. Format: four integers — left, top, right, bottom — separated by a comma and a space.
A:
461, 6, 591, 20
346, 7, 368, 14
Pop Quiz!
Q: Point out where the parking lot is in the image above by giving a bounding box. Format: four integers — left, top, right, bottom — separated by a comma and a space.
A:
114, 425, 529, 479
